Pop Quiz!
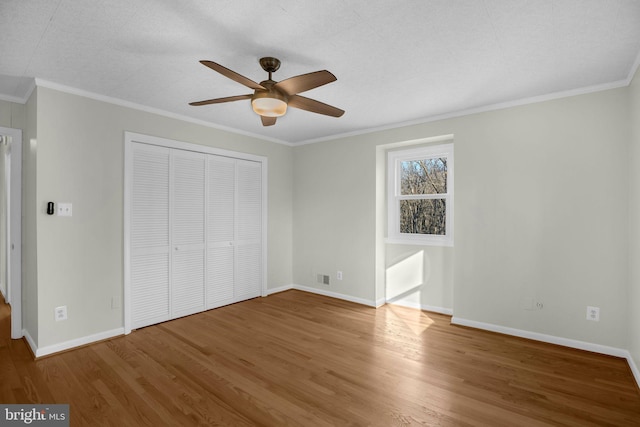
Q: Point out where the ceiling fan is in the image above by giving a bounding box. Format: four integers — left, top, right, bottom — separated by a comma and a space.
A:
189, 57, 344, 126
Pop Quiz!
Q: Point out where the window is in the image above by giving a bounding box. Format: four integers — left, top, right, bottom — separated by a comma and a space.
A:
387, 142, 453, 246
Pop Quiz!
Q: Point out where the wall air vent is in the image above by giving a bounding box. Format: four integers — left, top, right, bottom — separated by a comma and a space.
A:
317, 274, 330, 285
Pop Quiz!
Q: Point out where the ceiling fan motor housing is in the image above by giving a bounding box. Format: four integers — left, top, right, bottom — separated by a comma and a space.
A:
252, 80, 288, 117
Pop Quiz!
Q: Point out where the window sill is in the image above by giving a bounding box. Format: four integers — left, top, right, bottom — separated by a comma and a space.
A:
385, 237, 453, 247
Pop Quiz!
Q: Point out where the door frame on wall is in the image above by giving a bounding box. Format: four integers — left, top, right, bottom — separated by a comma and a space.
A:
0, 126, 23, 339
123, 131, 268, 335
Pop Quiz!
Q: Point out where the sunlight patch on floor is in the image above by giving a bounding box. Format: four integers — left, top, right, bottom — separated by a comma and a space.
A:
388, 304, 434, 336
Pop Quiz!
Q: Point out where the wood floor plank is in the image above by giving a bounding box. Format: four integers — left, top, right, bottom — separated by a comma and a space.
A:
1, 290, 640, 426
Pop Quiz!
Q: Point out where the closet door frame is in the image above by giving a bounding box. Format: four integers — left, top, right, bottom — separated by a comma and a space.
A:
123, 132, 268, 335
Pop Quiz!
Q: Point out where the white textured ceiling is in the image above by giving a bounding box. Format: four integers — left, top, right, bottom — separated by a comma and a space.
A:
1, 0, 639, 144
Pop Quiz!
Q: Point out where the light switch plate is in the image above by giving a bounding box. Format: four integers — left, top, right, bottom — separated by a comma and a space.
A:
57, 203, 72, 216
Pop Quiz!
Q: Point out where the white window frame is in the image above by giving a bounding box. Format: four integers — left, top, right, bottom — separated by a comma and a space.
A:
387, 142, 454, 246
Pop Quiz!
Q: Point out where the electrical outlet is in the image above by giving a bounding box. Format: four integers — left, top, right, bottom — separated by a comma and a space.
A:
586, 306, 600, 322
522, 298, 543, 310
55, 306, 67, 321
337, 271, 343, 280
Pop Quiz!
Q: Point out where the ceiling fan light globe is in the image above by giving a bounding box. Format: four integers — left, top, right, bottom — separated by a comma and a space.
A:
252, 90, 288, 117
252, 97, 287, 117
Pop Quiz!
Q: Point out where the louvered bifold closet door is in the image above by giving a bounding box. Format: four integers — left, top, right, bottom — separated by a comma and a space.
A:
171, 150, 206, 319
235, 160, 262, 300
131, 143, 171, 329
207, 156, 236, 309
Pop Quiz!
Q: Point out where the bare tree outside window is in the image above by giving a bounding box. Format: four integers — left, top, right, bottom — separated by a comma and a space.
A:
399, 158, 447, 235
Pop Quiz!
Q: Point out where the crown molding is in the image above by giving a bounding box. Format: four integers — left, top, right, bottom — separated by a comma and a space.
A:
19, 69, 638, 147
33, 79, 293, 146
626, 49, 640, 85
295, 79, 630, 146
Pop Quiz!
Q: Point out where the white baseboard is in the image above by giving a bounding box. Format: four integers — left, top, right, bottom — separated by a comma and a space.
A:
291, 284, 378, 307
22, 328, 37, 356
451, 316, 629, 358
268, 285, 450, 313
626, 352, 640, 390
27, 285, 362, 358
265, 283, 380, 307
265, 284, 294, 296
19, 287, 640, 392
451, 317, 640, 390
267, 291, 635, 388
386, 298, 453, 315
31, 328, 125, 358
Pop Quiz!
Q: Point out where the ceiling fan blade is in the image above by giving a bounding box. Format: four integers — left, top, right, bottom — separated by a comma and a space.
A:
189, 94, 252, 106
288, 95, 345, 117
200, 60, 266, 91
261, 116, 277, 126
275, 70, 336, 95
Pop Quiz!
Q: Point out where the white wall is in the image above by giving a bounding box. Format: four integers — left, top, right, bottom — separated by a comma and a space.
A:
293, 138, 378, 303
0, 142, 7, 300
1, 97, 36, 345
0, 100, 17, 128
33, 86, 293, 349
628, 68, 640, 371
293, 87, 630, 349
24, 90, 38, 345
453, 91, 629, 348
384, 244, 453, 312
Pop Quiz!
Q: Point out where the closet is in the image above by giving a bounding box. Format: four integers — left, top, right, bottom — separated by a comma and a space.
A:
125, 133, 265, 332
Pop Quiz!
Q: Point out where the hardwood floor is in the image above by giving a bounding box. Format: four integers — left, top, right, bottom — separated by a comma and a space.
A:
1, 290, 639, 426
